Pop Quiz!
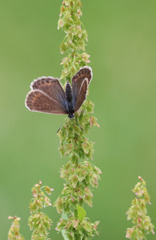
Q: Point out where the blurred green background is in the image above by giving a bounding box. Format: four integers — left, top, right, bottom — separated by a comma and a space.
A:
0, 0, 156, 239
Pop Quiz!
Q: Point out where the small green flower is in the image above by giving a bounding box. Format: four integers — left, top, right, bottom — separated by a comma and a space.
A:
28, 181, 53, 240
8, 216, 24, 240
126, 176, 155, 240
56, 214, 99, 239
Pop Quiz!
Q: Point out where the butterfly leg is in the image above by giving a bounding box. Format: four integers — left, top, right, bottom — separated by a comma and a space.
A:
74, 117, 83, 132
57, 117, 68, 134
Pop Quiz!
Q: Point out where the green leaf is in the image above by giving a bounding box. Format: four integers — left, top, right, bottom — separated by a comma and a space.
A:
76, 205, 86, 221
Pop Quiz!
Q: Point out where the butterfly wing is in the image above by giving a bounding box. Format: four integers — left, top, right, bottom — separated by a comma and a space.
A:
25, 90, 67, 114
74, 78, 88, 112
25, 77, 67, 114
72, 66, 93, 112
31, 77, 66, 104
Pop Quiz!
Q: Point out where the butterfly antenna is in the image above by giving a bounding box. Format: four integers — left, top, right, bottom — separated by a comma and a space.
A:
74, 117, 83, 131
57, 117, 68, 134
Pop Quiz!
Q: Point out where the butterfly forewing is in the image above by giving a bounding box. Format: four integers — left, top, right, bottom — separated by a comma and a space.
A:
25, 90, 67, 114
72, 67, 92, 107
25, 77, 68, 115
31, 77, 66, 106
74, 78, 88, 112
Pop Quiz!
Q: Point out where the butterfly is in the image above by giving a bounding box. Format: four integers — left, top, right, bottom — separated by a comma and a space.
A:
25, 66, 93, 119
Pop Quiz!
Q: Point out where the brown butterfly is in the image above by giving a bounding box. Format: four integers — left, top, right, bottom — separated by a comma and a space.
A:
25, 66, 92, 119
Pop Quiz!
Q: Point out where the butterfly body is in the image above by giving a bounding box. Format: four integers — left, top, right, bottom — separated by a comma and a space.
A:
65, 81, 75, 119
25, 67, 93, 118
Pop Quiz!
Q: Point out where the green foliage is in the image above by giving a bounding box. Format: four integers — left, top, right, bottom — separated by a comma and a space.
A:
28, 181, 54, 240
55, 158, 101, 213
58, 0, 90, 81
8, 182, 54, 240
8, 216, 24, 240
58, 102, 99, 161
55, 0, 101, 239
126, 176, 155, 240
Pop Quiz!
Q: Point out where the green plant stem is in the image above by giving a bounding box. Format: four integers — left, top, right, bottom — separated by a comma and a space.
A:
55, 1, 101, 239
